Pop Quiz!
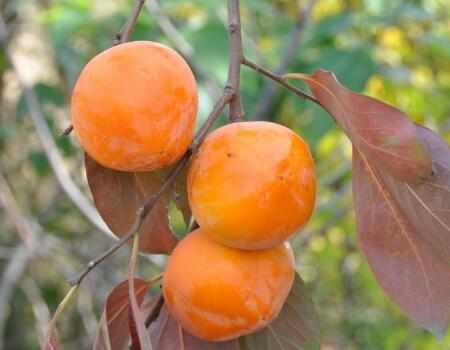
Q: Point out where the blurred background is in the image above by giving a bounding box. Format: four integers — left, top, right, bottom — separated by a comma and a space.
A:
0, 0, 449, 349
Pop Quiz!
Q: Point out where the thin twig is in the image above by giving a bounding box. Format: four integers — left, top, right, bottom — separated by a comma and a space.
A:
242, 58, 323, 108
227, 0, 244, 122
145, 0, 222, 100
114, 0, 146, 45
59, 125, 73, 137
251, 0, 315, 120
67, 0, 244, 287
68, 92, 232, 287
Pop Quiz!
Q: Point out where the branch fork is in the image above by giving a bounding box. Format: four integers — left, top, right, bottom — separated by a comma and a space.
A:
65, 0, 319, 289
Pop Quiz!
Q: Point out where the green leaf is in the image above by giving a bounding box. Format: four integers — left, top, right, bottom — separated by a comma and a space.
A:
28, 151, 51, 177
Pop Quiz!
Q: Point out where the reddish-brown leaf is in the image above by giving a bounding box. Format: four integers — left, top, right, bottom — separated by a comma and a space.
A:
85, 155, 181, 254
353, 125, 450, 338
148, 305, 240, 350
242, 273, 320, 350
128, 276, 152, 350
93, 279, 152, 350
94, 312, 113, 350
43, 329, 60, 350
285, 71, 432, 182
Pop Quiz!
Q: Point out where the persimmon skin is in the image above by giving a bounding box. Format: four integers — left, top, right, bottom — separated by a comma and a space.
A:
188, 121, 316, 250
162, 229, 295, 341
71, 41, 197, 172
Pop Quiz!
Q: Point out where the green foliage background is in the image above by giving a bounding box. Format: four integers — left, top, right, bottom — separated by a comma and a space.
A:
0, 0, 449, 349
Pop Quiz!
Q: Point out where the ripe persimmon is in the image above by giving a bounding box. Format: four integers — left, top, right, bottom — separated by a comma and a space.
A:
187, 121, 316, 250
71, 41, 197, 172
162, 228, 295, 341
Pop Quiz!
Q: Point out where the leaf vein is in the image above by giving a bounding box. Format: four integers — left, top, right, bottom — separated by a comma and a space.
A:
361, 154, 435, 307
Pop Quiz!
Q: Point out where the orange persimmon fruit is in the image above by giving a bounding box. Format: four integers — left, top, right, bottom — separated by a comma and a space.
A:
71, 41, 197, 172
187, 121, 316, 250
162, 228, 295, 341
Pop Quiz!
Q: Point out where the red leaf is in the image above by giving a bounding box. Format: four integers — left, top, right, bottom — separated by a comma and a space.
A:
285, 70, 432, 182
85, 155, 181, 254
128, 277, 153, 350
353, 125, 450, 338
93, 279, 152, 350
242, 273, 320, 350
94, 313, 113, 350
43, 329, 60, 350
148, 305, 240, 350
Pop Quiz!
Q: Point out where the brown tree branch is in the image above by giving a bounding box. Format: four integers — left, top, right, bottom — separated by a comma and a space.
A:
68, 92, 233, 286
59, 125, 73, 137
114, 0, 146, 45
213, 5, 263, 67
251, 0, 315, 120
145, 0, 222, 100
227, 0, 245, 122
68, 0, 244, 286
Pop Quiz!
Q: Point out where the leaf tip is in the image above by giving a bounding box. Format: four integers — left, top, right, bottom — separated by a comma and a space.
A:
426, 322, 447, 341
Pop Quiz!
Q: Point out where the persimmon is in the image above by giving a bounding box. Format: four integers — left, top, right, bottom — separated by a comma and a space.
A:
71, 41, 197, 172
187, 121, 316, 250
162, 228, 295, 341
